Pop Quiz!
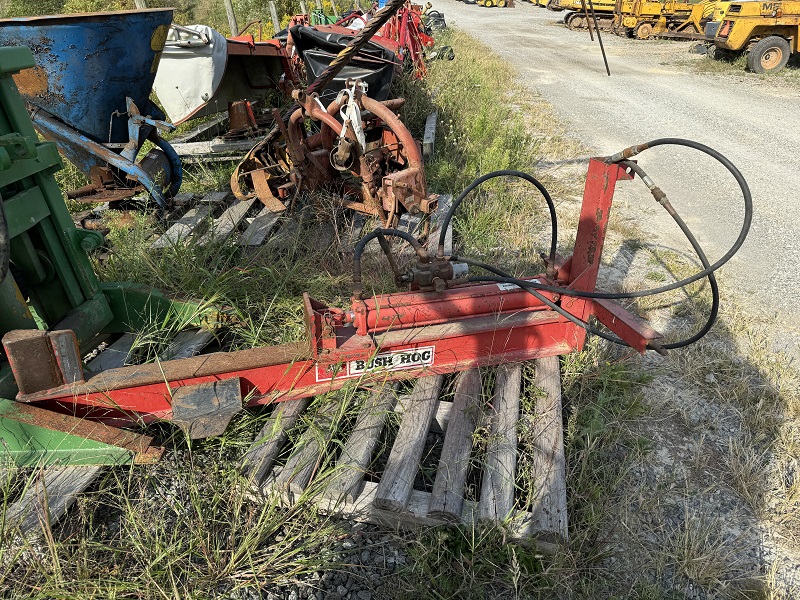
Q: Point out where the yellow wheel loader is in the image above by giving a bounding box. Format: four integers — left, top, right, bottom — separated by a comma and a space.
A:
703, 1, 733, 38
714, 1, 800, 72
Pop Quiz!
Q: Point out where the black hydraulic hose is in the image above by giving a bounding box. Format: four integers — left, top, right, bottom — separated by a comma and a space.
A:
609, 138, 752, 290
442, 138, 749, 351
437, 170, 558, 270
463, 190, 720, 351
454, 154, 728, 349
448, 140, 751, 303
617, 158, 720, 348
0, 195, 8, 285
459, 260, 631, 348
353, 228, 427, 298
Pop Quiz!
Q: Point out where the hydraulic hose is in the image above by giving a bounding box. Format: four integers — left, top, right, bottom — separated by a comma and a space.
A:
353, 228, 428, 298
437, 170, 558, 270
441, 139, 750, 351
449, 141, 750, 303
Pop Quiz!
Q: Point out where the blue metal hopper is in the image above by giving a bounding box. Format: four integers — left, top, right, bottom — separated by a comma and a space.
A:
0, 9, 181, 206
0, 8, 173, 143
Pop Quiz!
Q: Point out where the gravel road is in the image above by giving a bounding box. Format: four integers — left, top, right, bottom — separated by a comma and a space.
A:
436, 1, 800, 354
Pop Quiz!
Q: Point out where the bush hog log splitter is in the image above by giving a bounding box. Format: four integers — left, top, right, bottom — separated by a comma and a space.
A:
3, 140, 751, 439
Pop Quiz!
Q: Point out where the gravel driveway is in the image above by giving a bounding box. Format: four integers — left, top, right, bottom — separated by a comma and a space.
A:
435, 0, 800, 355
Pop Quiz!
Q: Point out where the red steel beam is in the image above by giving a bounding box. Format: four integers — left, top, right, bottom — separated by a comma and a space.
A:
3, 159, 660, 429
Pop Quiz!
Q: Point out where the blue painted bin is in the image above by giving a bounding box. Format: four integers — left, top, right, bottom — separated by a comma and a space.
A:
0, 9, 173, 144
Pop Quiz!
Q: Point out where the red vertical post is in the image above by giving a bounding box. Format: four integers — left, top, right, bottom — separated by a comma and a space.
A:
564, 158, 631, 325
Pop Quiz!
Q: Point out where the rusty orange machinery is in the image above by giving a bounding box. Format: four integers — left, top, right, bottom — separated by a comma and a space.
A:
232, 82, 436, 229
3, 158, 667, 437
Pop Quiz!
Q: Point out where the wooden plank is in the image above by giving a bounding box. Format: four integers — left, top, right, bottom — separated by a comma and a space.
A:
479, 363, 522, 521
374, 375, 444, 512
170, 113, 227, 144
310, 480, 556, 552
171, 139, 257, 156
4, 466, 103, 537
267, 206, 310, 251
526, 355, 567, 542
238, 207, 282, 246
423, 111, 437, 159
196, 199, 255, 246
427, 194, 453, 256
271, 397, 341, 500
158, 329, 214, 361
240, 398, 311, 488
170, 192, 195, 207
83, 333, 136, 373
150, 205, 211, 249
198, 191, 229, 204
398, 212, 424, 237
394, 394, 452, 434
324, 385, 397, 504
428, 369, 482, 521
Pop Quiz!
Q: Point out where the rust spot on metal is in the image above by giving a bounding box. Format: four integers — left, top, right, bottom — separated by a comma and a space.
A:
12, 65, 48, 97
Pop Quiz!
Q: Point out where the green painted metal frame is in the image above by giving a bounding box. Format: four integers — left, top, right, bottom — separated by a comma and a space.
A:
0, 46, 214, 464
0, 399, 163, 467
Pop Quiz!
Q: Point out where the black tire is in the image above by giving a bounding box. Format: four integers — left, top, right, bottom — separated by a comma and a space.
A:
710, 46, 737, 62
747, 36, 791, 74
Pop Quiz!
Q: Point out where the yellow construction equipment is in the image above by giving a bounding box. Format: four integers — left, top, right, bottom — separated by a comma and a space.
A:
714, 1, 800, 72
559, 0, 617, 30
613, 0, 725, 40
703, 1, 733, 39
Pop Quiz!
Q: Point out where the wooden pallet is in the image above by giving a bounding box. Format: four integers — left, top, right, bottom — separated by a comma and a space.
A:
240, 356, 567, 550
78, 188, 452, 258
149, 192, 368, 252
150, 191, 283, 249
1, 328, 215, 540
